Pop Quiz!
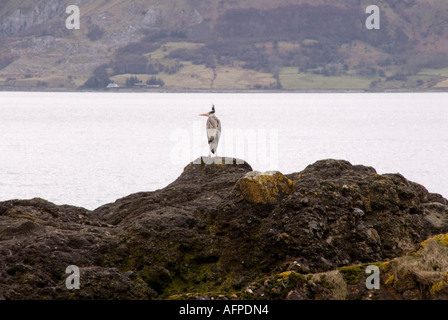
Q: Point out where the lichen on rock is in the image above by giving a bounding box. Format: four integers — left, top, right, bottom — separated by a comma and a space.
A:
232, 170, 294, 205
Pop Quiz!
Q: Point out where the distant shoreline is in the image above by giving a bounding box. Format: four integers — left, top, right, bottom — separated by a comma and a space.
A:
0, 86, 447, 94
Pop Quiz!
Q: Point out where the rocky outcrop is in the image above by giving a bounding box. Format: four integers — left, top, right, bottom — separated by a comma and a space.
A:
232, 170, 294, 204
0, 158, 447, 300
0, 0, 66, 36
0, 0, 104, 36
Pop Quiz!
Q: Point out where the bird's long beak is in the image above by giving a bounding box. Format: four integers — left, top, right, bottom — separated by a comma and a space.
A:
198, 113, 208, 117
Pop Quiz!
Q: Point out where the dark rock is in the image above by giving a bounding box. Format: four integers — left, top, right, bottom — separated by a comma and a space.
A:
0, 158, 447, 299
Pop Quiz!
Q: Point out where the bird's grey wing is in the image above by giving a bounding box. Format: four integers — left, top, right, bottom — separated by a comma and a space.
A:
206, 117, 220, 130
216, 117, 221, 133
206, 118, 213, 142
206, 117, 220, 143
215, 117, 221, 142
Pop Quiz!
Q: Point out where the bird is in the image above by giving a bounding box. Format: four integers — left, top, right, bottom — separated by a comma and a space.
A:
199, 104, 221, 158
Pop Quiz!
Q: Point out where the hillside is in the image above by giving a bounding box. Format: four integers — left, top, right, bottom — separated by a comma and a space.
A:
1, 0, 448, 91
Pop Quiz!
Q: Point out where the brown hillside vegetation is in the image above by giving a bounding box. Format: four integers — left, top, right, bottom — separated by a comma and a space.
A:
1, 0, 448, 90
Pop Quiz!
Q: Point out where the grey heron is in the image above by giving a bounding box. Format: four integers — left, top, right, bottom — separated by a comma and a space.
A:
199, 104, 221, 158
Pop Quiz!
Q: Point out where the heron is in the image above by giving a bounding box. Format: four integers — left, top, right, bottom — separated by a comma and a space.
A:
199, 104, 221, 158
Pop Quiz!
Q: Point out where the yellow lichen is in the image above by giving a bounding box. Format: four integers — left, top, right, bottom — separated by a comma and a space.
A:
415, 233, 448, 255
380, 261, 391, 270
363, 198, 372, 212
385, 274, 395, 285
234, 171, 294, 204
279, 271, 292, 280
436, 234, 448, 247
430, 280, 445, 295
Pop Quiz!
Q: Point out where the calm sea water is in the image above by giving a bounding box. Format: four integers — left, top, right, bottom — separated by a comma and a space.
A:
0, 91, 447, 210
